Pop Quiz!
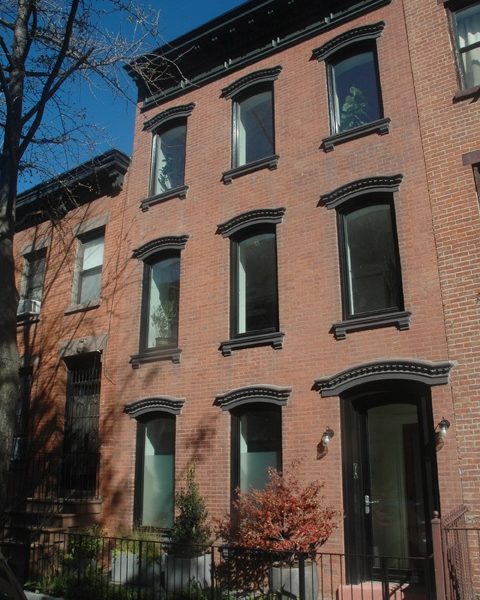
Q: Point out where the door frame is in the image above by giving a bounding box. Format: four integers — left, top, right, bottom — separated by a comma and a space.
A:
341, 380, 440, 584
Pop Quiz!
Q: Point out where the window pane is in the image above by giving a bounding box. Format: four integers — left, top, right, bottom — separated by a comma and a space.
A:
237, 232, 278, 334
152, 124, 186, 195
25, 254, 45, 301
82, 237, 104, 270
236, 89, 274, 166
332, 49, 381, 133
78, 268, 101, 303
343, 202, 402, 316
147, 256, 180, 348
456, 5, 480, 88
142, 416, 175, 528
239, 407, 281, 493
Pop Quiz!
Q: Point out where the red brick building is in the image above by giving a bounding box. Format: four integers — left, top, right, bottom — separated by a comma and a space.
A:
9, 0, 480, 592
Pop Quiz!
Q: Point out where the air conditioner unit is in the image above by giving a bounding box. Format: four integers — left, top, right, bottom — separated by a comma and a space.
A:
17, 298, 41, 316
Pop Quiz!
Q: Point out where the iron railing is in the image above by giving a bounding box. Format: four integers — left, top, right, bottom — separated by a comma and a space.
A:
439, 505, 480, 600
0, 528, 436, 600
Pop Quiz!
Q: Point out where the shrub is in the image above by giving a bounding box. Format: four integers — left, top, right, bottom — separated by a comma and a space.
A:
170, 465, 211, 557
217, 463, 338, 560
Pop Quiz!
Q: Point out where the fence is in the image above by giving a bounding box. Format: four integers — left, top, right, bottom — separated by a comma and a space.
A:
436, 505, 480, 600
0, 528, 435, 600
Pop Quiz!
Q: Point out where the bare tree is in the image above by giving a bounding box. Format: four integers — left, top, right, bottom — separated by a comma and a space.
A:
0, 0, 165, 512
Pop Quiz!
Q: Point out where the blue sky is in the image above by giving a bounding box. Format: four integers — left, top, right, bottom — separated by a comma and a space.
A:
85, 1, 246, 161
19, 0, 246, 190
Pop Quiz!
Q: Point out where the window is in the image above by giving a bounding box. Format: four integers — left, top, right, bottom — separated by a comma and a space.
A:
150, 121, 187, 196
135, 413, 175, 528
232, 404, 281, 494
231, 227, 279, 337
233, 85, 274, 168
141, 252, 180, 351
339, 195, 403, 319
76, 233, 104, 304
328, 44, 383, 134
63, 354, 101, 494
319, 175, 410, 339
18, 251, 45, 317
11, 368, 32, 460
452, 2, 480, 89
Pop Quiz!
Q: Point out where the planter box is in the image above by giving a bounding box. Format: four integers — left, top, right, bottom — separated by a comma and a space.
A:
111, 551, 162, 585
270, 562, 318, 600
164, 553, 211, 592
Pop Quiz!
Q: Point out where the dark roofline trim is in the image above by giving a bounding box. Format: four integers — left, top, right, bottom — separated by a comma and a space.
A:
143, 103, 196, 132
314, 359, 455, 397
319, 174, 403, 209
312, 21, 385, 61
124, 396, 186, 418
138, 0, 392, 110
132, 234, 189, 261
217, 207, 286, 237
221, 66, 282, 99
17, 149, 130, 208
214, 384, 292, 411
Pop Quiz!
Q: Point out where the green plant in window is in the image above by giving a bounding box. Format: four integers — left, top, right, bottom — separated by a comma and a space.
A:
157, 153, 175, 191
340, 85, 369, 130
151, 299, 177, 345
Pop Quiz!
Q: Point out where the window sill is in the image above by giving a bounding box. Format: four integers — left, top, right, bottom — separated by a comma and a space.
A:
453, 85, 480, 102
321, 118, 391, 152
130, 347, 182, 368
219, 331, 284, 356
16, 313, 40, 326
221, 155, 279, 184
64, 300, 101, 315
140, 185, 189, 211
331, 310, 411, 340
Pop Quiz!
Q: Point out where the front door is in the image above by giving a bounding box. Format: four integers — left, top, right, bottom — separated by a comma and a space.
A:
342, 384, 438, 585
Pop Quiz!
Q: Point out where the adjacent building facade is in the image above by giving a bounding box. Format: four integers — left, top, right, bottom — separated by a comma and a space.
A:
9, 0, 480, 591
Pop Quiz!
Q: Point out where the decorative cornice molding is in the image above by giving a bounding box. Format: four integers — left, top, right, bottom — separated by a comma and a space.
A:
215, 384, 292, 411
319, 174, 403, 209
143, 103, 195, 132
312, 21, 386, 62
217, 207, 286, 237
132, 235, 189, 260
124, 396, 186, 418
221, 66, 282, 99
314, 359, 455, 397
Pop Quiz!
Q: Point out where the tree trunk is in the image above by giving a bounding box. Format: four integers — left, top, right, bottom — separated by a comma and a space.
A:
0, 150, 20, 514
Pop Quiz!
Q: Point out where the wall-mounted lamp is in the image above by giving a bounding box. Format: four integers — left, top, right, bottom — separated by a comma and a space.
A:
317, 427, 334, 459
435, 417, 450, 451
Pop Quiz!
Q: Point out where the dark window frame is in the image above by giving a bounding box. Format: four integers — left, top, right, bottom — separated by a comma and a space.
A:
326, 40, 384, 136
230, 402, 282, 509
221, 67, 282, 183
313, 22, 390, 151
337, 193, 405, 322
149, 118, 188, 198
446, 0, 480, 95
11, 367, 32, 460
134, 411, 176, 530
230, 223, 279, 339
231, 82, 276, 169
139, 250, 181, 354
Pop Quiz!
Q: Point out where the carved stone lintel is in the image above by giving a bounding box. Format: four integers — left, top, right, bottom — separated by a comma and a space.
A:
215, 384, 291, 411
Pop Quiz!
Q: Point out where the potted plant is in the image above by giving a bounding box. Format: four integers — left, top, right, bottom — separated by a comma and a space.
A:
340, 85, 370, 131
151, 300, 177, 347
217, 463, 338, 600
165, 465, 212, 592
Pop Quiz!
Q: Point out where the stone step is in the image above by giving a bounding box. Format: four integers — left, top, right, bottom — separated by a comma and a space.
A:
337, 582, 428, 600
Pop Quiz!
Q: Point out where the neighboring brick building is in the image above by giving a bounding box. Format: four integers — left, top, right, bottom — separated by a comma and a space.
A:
9, 0, 480, 592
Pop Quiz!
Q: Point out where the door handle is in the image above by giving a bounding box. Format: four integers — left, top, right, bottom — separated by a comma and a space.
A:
364, 495, 381, 514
